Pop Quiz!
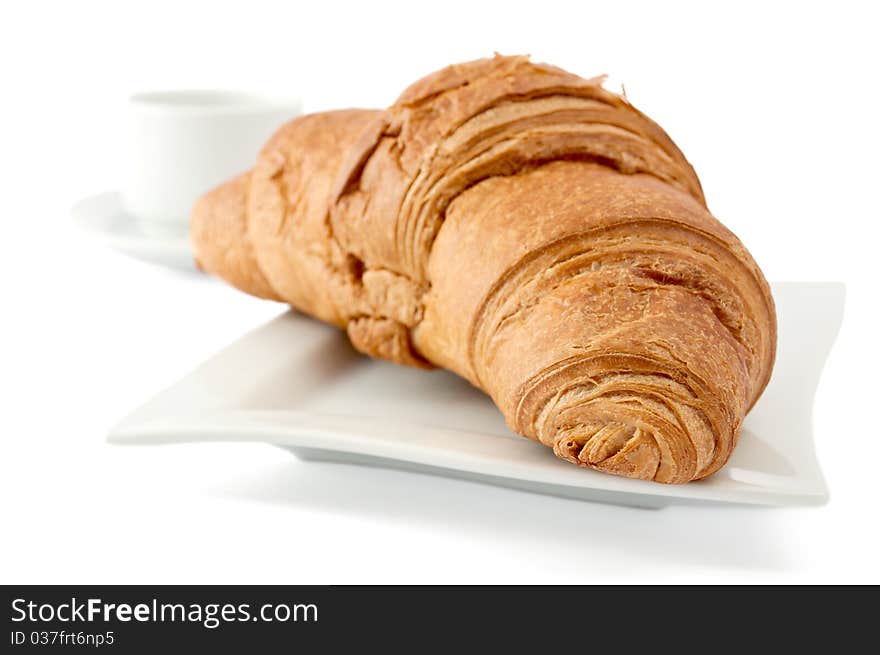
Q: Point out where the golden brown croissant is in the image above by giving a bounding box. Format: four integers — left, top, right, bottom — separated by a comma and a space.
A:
191, 55, 776, 484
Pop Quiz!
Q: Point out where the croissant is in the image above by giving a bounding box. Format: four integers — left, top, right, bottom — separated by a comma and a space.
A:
191, 55, 776, 484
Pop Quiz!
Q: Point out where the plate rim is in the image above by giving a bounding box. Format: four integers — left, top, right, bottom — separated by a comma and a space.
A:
107, 282, 843, 508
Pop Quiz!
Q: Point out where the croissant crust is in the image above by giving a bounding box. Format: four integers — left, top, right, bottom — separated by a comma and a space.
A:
192, 55, 776, 483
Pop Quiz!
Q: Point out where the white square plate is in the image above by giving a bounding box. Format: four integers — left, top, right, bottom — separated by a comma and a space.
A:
110, 282, 843, 508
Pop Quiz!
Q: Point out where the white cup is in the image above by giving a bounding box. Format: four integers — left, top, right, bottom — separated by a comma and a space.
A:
123, 90, 301, 233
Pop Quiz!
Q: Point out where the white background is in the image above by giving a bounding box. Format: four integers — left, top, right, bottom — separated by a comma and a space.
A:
1, 0, 878, 583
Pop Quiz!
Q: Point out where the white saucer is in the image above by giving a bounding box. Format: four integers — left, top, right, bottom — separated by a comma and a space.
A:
72, 191, 197, 272
109, 282, 843, 509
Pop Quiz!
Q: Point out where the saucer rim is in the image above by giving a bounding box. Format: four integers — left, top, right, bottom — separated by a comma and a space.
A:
71, 190, 197, 272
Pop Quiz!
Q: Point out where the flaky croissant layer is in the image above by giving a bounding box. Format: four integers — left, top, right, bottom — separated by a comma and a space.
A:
192, 55, 776, 484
